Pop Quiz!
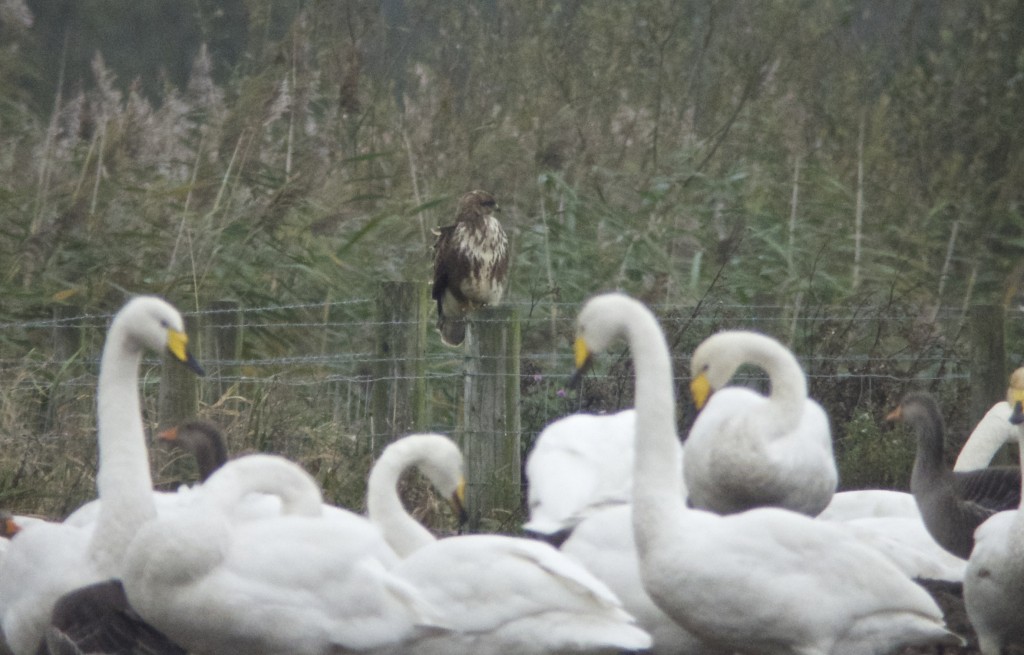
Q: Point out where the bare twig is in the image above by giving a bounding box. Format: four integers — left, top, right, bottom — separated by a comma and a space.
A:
401, 127, 426, 247
853, 111, 865, 291
933, 218, 960, 322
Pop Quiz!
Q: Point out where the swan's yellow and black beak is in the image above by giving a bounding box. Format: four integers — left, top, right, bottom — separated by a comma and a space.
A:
569, 336, 594, 388
690, 372, 712, 411
1011, 400, 1024, 426
167, 329, 205, 376
451, 478, 469, 528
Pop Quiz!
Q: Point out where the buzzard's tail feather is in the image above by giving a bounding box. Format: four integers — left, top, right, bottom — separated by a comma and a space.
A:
438, 316, 466, 347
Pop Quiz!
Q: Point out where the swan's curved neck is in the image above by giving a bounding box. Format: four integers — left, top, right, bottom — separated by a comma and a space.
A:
366, 441, 437, 558
201, 455, 323, 516
622, 307, 684, 504
955, 403, 1011, 471
742, 336, 807, 415
90, 319, 157, 576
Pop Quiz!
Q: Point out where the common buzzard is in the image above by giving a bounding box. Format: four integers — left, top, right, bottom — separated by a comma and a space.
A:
431, 190, 510, 346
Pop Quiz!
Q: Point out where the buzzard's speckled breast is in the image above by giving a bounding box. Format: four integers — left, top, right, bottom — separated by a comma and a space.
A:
431, 191, 510, 346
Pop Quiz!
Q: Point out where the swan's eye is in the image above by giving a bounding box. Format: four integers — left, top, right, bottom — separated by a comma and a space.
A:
159, 319, 170, 329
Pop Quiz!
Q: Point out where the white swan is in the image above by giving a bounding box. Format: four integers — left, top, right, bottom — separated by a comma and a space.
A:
523, 413, 701, 652
523, 409, 645, 540
123, 453, 445, 655
817, 489, 920, 521
833, 516, 967, 582
683, 330, 838, 516
954, 366, 1024, 471
365, 433, 467, 558
573, 293, 959, 654
0, 296, 202, 655
533, 416, 705, 654
817, 492, 966, 583
560, 505, 716, 655
366, 433, 652, 655
963, 409, 1024, 654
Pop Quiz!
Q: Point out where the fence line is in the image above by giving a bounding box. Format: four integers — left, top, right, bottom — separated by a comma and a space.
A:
1, 298, 1017, 393
1, 291, 1022, 524
1, 296, 1021, 441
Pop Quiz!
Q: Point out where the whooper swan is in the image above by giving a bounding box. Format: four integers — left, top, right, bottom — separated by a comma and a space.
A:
684, 330, 837, 516
573, 293, 959, 655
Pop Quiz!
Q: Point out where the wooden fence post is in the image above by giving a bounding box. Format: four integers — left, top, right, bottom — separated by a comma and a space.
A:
369, 281, 428, 456
459, 305, 522, 531
159, 314, 199, 430
201, 299, 243, 405
968, 304, 1009, 462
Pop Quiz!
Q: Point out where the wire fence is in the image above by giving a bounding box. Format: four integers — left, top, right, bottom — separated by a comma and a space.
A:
2, 296, 1019, 426
0, 292, 1021, 520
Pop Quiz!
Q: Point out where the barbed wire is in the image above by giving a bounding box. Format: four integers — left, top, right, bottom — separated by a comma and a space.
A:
0, 298, 1011, 399
0, 298, 997, 329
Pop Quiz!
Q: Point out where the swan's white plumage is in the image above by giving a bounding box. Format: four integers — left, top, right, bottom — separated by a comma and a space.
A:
955, 367, 1024, 471
366, 433, 652, 655
63, 441, 311, 529
0, 296, 199, 655
383, 534, 650, 655
123, 453, 442, 655
963, 402, 1024, 655
956, 403, 1018, 471
683, 330, 837, 517
964, 509, 1024, 655
541, 424, 704, 654
837, 516, 966, 582
818, 491, 966, 582
560, 505, 713, 655
817, 489, 920, 522
574, 293, 958, 655
523, 410, 641, 537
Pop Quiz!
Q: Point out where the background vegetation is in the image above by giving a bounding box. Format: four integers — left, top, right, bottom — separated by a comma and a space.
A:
1, 0, 1023, 523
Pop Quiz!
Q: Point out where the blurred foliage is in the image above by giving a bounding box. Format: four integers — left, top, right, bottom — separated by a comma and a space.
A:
836, 410, 917, 491
1, 0, 1021, 315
